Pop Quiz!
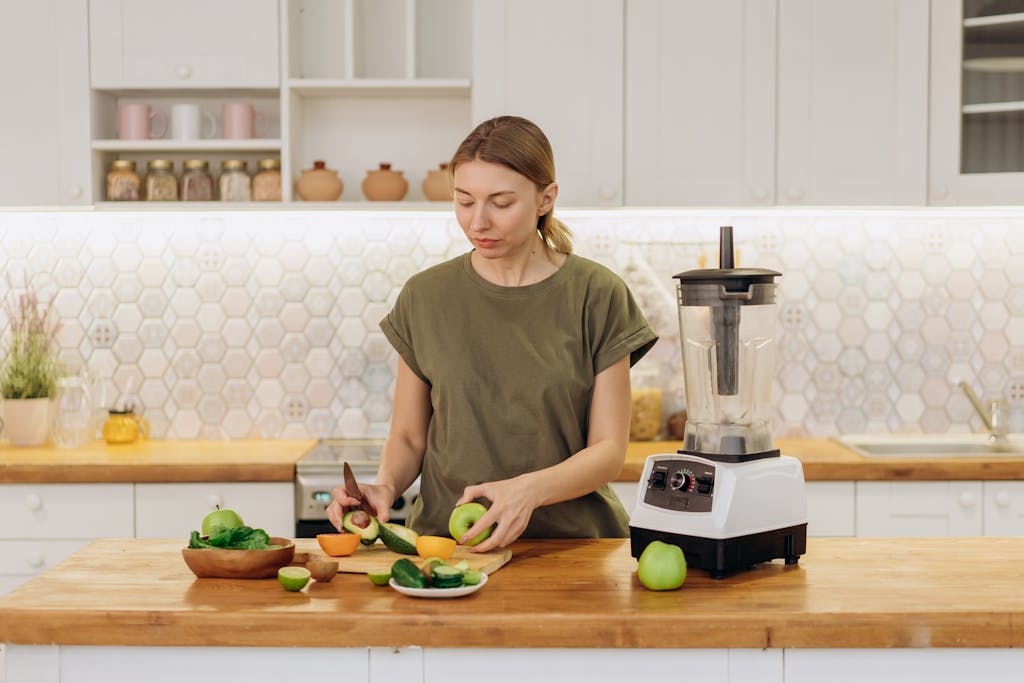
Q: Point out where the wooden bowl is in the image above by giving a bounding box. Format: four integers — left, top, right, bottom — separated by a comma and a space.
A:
317, 533, 362, 556
181, 537, 296, 579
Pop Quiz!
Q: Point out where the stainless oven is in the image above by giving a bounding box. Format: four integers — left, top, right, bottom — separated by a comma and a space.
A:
294, 439, 420, 537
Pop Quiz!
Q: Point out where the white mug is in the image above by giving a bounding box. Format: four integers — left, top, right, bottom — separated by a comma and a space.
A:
171, 103, 217, 140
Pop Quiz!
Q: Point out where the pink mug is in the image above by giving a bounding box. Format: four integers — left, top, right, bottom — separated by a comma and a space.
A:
221, 103, 268, 140
118, 103, 166, 140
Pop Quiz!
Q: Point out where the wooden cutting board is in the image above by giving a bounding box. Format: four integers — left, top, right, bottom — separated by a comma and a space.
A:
293, 539, 512, 575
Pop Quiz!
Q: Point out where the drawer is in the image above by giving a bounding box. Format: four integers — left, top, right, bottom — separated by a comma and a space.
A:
0, 484, 134, 538
135, 482, 293, 538
0, 539, 90, 576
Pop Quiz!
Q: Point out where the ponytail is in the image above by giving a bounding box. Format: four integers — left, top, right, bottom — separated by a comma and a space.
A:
539, 213, 573, 255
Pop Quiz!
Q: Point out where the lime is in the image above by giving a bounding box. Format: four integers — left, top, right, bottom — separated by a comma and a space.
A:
367, 570, 391, 586
278, 566, 311, 591
461, 570, 483, 586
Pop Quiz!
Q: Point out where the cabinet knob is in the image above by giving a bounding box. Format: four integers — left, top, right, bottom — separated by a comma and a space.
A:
598, 184, 617, 200
959, 491, 977, 508
25, 550, 45, 569
25, 494, 43, 511
207, 494, 223, 509
995, 491, 1013, 508
66, 184, 83, 199
785, 186, 805, 201
931, 185, 949, 200
751, 187, 769, 202
175, 63, 193, 80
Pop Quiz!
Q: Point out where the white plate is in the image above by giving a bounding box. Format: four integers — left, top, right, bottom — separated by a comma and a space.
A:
388, 572, 488, 598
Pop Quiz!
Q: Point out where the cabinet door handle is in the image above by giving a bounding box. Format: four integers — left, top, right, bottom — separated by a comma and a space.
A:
66, 184, 83, 199
785, 186, 805, 201
25, 494, 43, 511
995, 491, 1013, 508
751, 187, 769, 202
959, 491, 977, 508
25, 550, 45, 569
598, 184, 617, 200
207, 494, 223, 509
175, 63, 193, 80
930, 185, 949, 200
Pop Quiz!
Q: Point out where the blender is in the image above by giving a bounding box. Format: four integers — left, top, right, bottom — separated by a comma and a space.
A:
628, 226, 807, 578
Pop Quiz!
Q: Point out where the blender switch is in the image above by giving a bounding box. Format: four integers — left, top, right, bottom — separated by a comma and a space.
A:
696, 477, 713, 495
650, 470, 667, 490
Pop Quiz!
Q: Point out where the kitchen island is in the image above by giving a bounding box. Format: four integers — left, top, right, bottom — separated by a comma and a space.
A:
2, 537, 1023, 682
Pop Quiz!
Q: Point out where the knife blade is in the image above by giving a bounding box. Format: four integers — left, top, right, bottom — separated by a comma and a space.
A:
343, 461, 377, 517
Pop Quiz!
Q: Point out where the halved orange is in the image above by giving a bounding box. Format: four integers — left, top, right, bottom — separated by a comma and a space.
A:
317, 532, 361, 556
415, 535, 457, 560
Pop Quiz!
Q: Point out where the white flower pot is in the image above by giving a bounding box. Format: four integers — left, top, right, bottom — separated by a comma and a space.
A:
2, 398, 52, 447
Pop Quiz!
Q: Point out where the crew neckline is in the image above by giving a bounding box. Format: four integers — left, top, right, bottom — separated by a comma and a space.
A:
461, 250, 575, 298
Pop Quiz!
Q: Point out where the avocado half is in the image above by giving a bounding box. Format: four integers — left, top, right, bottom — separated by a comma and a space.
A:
342, 510, 380, 545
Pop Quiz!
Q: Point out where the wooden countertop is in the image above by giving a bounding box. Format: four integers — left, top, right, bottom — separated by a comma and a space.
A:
0, 439, 316, 483
2, 536, 1022, 649
620, 437, 1024, 481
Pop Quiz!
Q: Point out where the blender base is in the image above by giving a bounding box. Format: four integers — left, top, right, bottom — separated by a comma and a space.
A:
629, 523, 808, 580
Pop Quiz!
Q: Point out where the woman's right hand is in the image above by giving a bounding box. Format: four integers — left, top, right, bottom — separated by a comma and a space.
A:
325, 482, 396, 531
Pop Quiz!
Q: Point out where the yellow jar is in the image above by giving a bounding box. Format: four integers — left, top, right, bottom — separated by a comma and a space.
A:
102, 409, 151, 444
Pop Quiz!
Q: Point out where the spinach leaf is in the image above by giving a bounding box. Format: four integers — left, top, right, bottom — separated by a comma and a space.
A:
197, 525, 273, 549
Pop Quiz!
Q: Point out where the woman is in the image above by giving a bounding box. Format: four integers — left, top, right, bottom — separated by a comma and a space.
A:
327, 116, 657, 552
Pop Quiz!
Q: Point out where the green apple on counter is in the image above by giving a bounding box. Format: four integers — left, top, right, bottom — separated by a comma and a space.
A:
636, 540, 687, 591
448, 502, 494, 546
201, 507, 245, 537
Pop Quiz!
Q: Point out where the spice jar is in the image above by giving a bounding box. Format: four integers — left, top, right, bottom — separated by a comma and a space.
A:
421, 162, 452, 201
252, 158, 282, 201
180, 159, 214, 201
106, 159, 141, 201
630, 366, 663, 441
144, 159, 178, 200
296, 159, 344, 201
219, 159, 251, 201
361, 162, 408, 201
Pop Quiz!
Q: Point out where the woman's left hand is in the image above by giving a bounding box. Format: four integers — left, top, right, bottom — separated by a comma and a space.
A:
454, 475, 540, 553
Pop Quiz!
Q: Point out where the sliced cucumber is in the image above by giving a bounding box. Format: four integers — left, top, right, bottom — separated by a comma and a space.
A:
342, 510, 380, 545
431, 564, 464, 589
378, 522, 419, 555
461, 570, 484, 586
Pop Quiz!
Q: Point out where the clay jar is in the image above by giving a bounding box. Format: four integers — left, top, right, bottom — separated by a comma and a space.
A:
362, 162, 408, 201
421, 162, 452, 201
296, 160, 343, 201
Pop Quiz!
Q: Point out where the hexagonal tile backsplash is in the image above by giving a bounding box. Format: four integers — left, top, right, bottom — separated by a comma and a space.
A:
0, 208, 1022, 441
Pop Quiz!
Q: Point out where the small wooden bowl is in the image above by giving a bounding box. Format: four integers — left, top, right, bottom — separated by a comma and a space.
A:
181, 537, 295, 579
317, 533, 361, 556
307, 558, 339, 582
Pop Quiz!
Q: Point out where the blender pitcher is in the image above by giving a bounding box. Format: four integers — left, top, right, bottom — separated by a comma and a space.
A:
674, 226, 780, 461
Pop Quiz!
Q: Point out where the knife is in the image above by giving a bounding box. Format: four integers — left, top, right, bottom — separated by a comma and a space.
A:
343, 461, 377, 517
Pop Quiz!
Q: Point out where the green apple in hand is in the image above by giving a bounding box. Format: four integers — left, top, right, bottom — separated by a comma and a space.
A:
637, 540, 687, 591
448, 502, 494, 546
201, 507, 244, 537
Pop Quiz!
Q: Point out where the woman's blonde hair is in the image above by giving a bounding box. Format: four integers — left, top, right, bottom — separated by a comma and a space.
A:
449, 115, 572, 254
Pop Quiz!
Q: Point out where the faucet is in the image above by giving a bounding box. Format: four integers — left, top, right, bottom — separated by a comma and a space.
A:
957, 381, 1008, 444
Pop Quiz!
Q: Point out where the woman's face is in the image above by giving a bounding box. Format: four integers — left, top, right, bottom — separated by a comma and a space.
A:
453, 159, 554, 259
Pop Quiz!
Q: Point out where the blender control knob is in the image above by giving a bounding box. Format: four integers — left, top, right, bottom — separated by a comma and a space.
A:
670, 471, 692, 492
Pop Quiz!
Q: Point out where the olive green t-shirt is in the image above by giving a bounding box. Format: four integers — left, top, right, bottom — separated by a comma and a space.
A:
380, 251, 658, 538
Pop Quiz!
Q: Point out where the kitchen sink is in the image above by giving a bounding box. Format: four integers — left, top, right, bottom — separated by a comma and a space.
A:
836, 433, 1024, 458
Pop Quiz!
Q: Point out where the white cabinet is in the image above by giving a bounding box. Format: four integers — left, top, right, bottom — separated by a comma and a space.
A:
855, 481, 984, 536
625, 0, 929, 206
134, 482, 293, 538
0, 483, 134, 593
805, 481, 855, 537
0, 0, 91, 206
983, 482, 1024, 536
929, 1, 1024, 204
88, 0, 279, 89
472, 0, 624, 207
625, 0, 776, 206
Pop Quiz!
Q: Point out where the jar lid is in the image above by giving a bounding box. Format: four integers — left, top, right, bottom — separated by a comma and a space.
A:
147, 159, 173, 171
110, 159, 136, 170
258, 158, 280, 170
183, 159, 209, 170
222, 159, 248, 171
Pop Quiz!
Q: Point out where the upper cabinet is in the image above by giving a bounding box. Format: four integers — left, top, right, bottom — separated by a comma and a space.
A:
625, 0, 929, 206
473, 0, 624, 207
930, 0, 1024, 204
89, 0, 279, 89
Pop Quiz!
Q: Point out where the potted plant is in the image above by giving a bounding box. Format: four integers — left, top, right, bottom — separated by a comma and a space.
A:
0, 277, 61, 446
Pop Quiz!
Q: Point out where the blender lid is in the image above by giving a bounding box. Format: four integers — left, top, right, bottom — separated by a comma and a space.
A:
674, 226, 780, 291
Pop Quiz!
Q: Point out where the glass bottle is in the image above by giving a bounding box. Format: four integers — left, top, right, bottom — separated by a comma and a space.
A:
106, 159, 141, 201
51, 375, 92, 449
219, 159, 252, 201
180, 159, 214, 201
144, 159, 178, 200
630, 365, 663, 441
252, 158, 282, 201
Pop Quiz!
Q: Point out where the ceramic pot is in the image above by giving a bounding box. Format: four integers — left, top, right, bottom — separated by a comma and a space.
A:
296, 160, 343, 201
362, 162, 408, 201
1, 398, 51, 447
421, 163, 452, 201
